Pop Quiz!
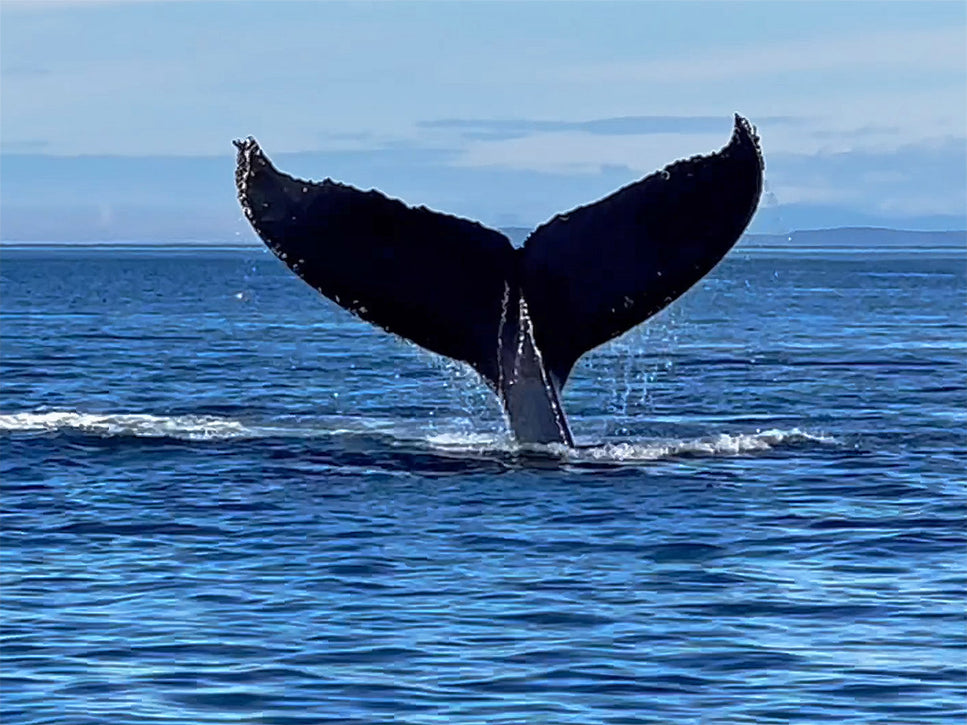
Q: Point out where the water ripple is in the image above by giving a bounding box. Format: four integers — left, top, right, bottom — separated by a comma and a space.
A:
1, 249, 964, 724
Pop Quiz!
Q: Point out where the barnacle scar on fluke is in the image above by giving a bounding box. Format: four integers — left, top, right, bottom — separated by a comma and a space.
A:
234, 116, 764, 446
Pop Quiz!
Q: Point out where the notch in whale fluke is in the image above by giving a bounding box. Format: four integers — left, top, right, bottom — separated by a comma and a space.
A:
235, 116, 763, 445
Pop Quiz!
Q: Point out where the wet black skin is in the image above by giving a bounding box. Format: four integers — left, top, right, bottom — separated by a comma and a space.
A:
235, 115, 763, 445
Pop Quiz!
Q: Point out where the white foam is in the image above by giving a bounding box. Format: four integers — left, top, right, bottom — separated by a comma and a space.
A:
0, 411, 256, 441
0, 411, 836, 462
571, 428, 836, 463
426, 427, 835, 462
425, 431, 512, 450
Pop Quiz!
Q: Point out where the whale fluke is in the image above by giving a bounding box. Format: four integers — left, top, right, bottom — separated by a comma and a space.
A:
235, 116, 763, 445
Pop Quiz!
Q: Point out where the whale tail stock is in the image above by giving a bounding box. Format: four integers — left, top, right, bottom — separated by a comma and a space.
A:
235, 115, 764, 445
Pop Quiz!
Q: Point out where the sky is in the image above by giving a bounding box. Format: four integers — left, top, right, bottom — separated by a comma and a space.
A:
1, 0, 965, 242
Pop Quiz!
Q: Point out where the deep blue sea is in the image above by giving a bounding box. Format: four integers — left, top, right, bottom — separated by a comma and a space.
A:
1, 243, 965, 724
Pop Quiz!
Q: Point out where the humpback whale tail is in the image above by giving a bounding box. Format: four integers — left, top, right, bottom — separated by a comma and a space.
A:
235, 116, 763, 445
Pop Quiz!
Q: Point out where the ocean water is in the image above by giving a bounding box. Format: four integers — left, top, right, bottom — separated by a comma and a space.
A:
1, 243, 964, 724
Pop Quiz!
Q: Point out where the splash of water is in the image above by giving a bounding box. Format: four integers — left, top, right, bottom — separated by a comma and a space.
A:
496, 280, 511, 395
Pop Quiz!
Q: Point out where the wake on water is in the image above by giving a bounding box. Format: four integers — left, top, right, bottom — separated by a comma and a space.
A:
0, 410, 836, 464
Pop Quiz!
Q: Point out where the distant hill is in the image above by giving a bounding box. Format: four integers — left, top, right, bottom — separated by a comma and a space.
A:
1, 223, 964, 250
741, 227, 966, 249
499, 226, 966, 250
496, 226, 965, 250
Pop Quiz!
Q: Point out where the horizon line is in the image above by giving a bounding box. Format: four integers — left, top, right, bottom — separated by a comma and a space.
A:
1, 225, 964, 249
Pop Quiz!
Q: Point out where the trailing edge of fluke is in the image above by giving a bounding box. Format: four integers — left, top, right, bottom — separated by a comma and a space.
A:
234, 115, 764, 446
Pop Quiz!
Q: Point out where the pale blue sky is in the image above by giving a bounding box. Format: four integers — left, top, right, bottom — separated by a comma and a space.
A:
1, 1, 965, 240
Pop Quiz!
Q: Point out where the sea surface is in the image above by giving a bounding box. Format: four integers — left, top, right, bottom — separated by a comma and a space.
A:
1, 242, 965, 724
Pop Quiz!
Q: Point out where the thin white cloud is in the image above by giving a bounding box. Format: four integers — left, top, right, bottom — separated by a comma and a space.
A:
876, 195, 966, 217
452, 130, 731, 175
556, 26, 966, 84
449, 122, 966, 177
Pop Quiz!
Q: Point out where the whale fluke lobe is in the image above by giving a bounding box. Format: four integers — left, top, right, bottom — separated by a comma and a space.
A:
234, 136, 515, 386
521, 115, 763, 386
235, 117, 763, 445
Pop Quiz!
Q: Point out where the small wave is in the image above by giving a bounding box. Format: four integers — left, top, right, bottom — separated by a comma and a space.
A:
0, 412, 835, 462
426, 427, 835, 463
0, 411, 258, 441
425, 431, 513, 450
570, 428, 836, 463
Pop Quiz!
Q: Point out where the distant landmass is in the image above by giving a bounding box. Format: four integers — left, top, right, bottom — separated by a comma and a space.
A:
741, 227, 966, 249
2, 226, 964, 250
495, 226, 966, 250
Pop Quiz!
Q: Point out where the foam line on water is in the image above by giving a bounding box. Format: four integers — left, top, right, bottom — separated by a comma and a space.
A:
0, 410, 480, 444
0, 410, 461, 442
0, 411, 259, 441
425, 427, 837, 461
569, 428, 837, 463
1, 411, 836, 461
